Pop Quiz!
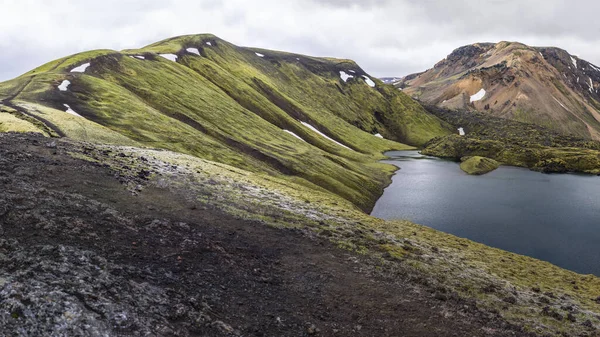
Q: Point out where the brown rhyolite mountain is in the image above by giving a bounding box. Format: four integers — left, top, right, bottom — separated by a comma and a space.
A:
399, 42, 600, 139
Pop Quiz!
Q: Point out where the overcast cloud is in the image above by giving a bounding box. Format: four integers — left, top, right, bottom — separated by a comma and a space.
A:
0, 0, 599, 80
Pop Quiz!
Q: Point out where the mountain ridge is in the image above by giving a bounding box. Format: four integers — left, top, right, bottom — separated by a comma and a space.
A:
0, 33, 452, 211
398, 41, 600, 140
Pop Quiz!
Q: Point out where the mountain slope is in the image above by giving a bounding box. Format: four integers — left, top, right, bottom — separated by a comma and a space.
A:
3, 132, 600, 336
399, 41, 600, 139
0, 34, 451, 211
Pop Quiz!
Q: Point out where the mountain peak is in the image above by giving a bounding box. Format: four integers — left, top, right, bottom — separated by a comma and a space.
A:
400, 41, 600, 139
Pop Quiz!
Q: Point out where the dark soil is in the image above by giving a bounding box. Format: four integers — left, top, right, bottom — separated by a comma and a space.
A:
0, 133, 534, 336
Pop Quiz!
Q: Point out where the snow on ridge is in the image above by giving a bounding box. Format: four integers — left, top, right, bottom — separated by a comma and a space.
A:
135, 55, 145, 60
589, 78, 595, 93
160, 54, 178, 62
470, 88, 486, 102
58, 80, 70, 91
255, 52, 265, 57
63, 104, 82, 117
300, 121, 351, 150
590, 64, 600, 72
339, 71, 353, 82
571, 56, 578, 68
206, 41, 212, 46
348, 70, 355, 73
374, 133, 384, 139
362, 75, 376, 87
458, 127, 465, 136
186, 48, 201, 56
283, 129, 306, 142
70, 63, 90, 73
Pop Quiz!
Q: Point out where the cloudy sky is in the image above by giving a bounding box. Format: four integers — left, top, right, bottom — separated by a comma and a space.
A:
1, 0, 598, 80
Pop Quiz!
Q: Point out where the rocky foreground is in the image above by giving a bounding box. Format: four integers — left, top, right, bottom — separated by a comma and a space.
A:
0, 133, 539, 336
3, 133, 600, 336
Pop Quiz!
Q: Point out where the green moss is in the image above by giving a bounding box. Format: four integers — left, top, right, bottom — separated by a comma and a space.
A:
459, 156, 500, 175
0, 111, 44, 134
0, 34, 452, 211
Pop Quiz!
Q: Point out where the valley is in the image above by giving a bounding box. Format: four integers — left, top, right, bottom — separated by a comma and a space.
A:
1, 34, 600, 336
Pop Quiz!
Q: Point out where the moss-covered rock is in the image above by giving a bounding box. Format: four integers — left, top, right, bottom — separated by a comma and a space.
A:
459, 156, 500, 175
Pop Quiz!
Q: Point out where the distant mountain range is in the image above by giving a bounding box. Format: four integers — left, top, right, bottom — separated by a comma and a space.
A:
398, 42, 600, 140
379, 77, 403, 85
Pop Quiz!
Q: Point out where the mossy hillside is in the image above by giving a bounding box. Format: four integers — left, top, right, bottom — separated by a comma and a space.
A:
0, 34, 451, 210
423, 135, 600, 174
72, 139, 600, 337
0, 109, 44, 134
459, 156, 500, 175
14, 102, 140, 146
140, 34, 452, 147
422, 105, 600, 174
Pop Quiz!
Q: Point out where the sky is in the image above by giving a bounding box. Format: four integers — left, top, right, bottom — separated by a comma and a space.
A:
0, 0, 599, 81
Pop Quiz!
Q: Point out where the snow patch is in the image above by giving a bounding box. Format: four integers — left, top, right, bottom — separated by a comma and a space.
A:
160, 54, 178, 62
58, 80, 70, 91
255, 52, 264, 57
589, 78, 595, 93
283, 130, 306, 142
470, 88, 486, 102
590, 64, 600, 72
362, 75, 376, 87
339, 71, 353, 82
571, 56, 578, 68
300, 122, 351, 150
63, 104, 81, 117
458, 127, 465, 136
70, 63, 90, 73
296, 57, 300, 61
374, 133, 384, 139
206, 42, 212, 46
186, 48, 200, 56
553, 97, 571, 111
348, 70, 355, 73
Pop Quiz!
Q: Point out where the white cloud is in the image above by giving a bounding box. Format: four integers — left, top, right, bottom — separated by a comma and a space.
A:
0, 0, 599, 81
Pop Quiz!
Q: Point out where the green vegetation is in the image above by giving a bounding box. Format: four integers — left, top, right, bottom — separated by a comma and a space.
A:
422, 105, 600, 174
459, 156, 499, 175
0, 112, 43, 134
0, 34, 452, 211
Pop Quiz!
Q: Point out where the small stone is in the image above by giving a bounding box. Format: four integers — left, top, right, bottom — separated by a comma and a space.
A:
307, 323, 319, 335
45, 141, 57, 148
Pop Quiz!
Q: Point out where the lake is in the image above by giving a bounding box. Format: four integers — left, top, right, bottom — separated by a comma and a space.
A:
371, 151, 600, 275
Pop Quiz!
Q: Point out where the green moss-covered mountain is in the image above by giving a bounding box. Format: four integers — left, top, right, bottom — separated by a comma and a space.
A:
0, 34, 451, 211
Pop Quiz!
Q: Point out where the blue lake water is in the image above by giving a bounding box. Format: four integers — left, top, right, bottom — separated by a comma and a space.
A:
370, 151, 600, 275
